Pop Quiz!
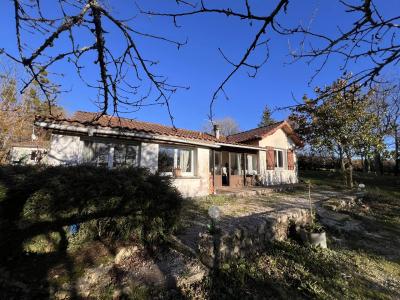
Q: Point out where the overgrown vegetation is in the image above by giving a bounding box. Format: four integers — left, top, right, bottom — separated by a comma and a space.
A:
188, 171, 400, 299
0, 165, 183, 298
200, 239, 399, 299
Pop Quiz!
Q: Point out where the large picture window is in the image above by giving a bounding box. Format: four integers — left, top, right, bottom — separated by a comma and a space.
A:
83, 140, 139, 168
158, 145, 194, 176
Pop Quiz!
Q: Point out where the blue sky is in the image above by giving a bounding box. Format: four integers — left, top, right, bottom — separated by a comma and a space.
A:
0, 0, 398, 131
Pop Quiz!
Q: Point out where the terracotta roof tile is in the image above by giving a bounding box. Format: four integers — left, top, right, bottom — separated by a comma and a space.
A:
227, 121, 303, 147
226, 122, 284, 143
37, 111, 227, 143
35, 111, 302, 147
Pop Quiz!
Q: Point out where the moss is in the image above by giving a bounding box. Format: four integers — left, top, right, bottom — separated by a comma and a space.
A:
23, 231, 62, 253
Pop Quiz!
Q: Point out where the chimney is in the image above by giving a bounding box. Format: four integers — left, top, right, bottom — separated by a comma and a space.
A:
213, 124, 221, 140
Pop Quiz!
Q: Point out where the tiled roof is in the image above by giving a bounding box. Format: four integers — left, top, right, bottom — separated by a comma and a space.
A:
37, 111, 225, 143
226, 122, 284, 143
227, 121, 303, 147
36, 111, 302, 147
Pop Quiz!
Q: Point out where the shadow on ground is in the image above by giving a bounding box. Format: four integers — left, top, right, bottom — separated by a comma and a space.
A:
0, 165, 184, 299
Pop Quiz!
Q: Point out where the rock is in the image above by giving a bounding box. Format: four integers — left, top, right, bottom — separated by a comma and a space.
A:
54, 291, 69, 300
115, 246, 138, 264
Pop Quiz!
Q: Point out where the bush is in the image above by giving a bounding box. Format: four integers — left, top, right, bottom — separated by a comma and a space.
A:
0, 165, 183, 255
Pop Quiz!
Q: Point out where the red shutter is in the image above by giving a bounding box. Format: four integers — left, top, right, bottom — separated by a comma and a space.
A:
287, 150, 294, 170
267, 148, 275, 170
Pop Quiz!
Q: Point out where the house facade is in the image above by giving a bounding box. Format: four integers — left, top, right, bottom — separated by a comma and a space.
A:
34, 111, 302, 197
9, 141, 48, 165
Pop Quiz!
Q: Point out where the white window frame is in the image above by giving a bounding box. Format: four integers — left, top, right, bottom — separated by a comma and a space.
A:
158, 145, 195, 177
274, 149, 287, 170
82, 139, 140, 168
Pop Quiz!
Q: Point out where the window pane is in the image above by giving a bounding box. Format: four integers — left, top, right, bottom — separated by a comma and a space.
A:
158, 146, 174, 173
246, 154, 258, 175
125, 145, 138, 166
253, 155, 258, 173
96, 143, 109, 167
178, 149, 191, 172
83, 141, 95, 163
214, 151, 222, 175
113, 144, 126, 167
278, 150, 283, 168
230, 153, 242, 175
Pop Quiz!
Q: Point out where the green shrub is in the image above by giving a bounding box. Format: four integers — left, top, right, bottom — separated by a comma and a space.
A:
0, 165, 183, 253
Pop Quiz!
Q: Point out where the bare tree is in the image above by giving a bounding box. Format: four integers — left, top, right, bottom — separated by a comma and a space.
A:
2, 0, 400, 123
1, 0, 189, 125
202, 117, 240, 136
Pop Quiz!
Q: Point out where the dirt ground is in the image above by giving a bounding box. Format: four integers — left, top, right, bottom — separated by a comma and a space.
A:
3, 184, 399, 299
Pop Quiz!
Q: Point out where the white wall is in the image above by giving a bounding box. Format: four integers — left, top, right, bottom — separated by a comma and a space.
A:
139, 142, 210, 198
46, 134, 82, 165
257, 128, 298, 185
10, 147, 46, 165
259, 128, 296, 149
140, 142, 159, 173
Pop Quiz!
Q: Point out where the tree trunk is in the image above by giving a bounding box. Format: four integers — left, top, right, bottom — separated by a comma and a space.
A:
345, 151, 353, 188
374, 151, 384, 175
338, 147, 347, 186
348, 161, 353, 188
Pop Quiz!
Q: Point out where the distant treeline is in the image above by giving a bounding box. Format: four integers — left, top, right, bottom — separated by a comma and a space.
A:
298, 154, 397, 175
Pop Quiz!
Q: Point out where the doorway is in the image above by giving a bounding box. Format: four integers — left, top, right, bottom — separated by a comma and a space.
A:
222, 151, 230, 186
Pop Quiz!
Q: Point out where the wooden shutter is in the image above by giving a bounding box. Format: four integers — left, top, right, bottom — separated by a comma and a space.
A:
287, 150, 294, 170
266, 147, 275, 170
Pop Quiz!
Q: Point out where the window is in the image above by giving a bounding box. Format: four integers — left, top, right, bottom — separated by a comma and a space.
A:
210, 151, 222, 175
113, 144, 139, 167
246, 154, 258, 175
83, 141, 110, 167
158, 145, 194, 176
274, 149, 285, 169
83, 140, 139, 168
230, 153, 244, 175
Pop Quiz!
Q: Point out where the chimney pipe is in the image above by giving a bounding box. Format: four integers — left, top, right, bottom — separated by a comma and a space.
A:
213, 124, 220, 139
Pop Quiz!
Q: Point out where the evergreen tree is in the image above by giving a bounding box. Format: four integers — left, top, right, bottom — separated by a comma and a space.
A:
258, 105, 276, 127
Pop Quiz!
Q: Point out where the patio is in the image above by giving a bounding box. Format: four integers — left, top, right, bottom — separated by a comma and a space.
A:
175, 185, 346, 263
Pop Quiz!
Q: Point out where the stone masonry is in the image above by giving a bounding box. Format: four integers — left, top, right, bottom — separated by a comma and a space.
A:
198, 208, 311, 267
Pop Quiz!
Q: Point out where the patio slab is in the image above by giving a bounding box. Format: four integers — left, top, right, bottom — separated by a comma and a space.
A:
175, 187, 348, 259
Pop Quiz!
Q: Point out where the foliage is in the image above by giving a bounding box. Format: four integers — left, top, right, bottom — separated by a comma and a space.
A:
0, 69, 65, 162
258, 104, 276, 127
0, 165, 183, 258
291, 76, 385, 187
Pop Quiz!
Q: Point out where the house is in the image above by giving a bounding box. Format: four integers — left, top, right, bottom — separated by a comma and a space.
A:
34, 111, 303, 197
9, 141, 48, 165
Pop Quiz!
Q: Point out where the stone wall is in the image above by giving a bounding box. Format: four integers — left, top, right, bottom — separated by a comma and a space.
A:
198, 208, 311, 267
